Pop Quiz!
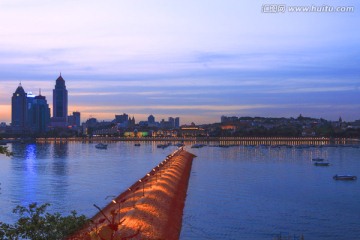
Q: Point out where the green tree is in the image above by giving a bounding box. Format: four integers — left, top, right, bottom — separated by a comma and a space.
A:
0, 203, 88, 240
0, 146, 12, 156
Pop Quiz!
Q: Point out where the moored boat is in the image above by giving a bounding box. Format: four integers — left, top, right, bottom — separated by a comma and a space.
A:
175, 143, 185, 147
95, 143, 108, 149
134, 143, 141, 146
312, 157, 324, 162
333, 175, 357, 180
157, 143, 171, 149
314, 162, 330, 166
191, 143, 205, 148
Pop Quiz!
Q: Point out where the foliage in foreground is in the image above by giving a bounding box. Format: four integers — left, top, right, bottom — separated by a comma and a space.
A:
0, 146, 12, 157
0, 203, 88, 240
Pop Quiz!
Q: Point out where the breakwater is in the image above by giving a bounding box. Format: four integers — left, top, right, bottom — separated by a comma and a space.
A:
69, 148, 196, 240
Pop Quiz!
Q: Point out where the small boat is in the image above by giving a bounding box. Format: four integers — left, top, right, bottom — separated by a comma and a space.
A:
175, 143, 185, 147
333, 175, 357, 180
312, 157, 324, 162
157, 143, 171, 149
95, 143, 108, 149
314, 162, 330, 166
191, 144, 205, 148
134, 143, 141, 146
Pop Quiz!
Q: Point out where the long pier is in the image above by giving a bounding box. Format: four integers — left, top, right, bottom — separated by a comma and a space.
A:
69, 148, 196, 240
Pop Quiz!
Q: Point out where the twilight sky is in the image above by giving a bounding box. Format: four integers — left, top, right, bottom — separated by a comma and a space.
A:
0, 0, 359, 124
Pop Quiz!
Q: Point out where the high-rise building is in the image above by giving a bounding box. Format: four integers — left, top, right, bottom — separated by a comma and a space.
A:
169, 117, 175, 128
28, 93, 51, 134
52, 74, 68, 127
175, 117, 180, 129
11, 84, 50, 134
148, 115, 155, 124
11, 83, 28, 133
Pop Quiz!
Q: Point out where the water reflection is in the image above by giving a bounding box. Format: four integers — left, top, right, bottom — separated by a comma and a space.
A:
22, 144, 37, 205
9, 144, 41, 206
25, 144, 36, 174
8, 143, 70, 208
53, 142, 69, 159
52, 142, 69, 176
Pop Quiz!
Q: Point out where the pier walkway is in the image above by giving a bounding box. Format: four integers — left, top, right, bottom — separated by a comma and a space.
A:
69, 148, 196, 240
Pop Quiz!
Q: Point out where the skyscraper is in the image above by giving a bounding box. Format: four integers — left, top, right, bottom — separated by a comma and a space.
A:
28, 93, 51, 134
148, 115, 155, 124
175, 117, 180, 129
52, 74, 68, 127
11, 83, 27, 133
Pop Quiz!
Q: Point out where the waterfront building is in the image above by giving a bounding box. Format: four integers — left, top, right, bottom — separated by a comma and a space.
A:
11, 83, 28, 133
180, 125, 206, 137
147, 114, 160, 127
169, 117, 175, 128
129, 116, 136, 127
159, 116, 180, 129
26, 92, 36, 129
221, 115, 239, 123
124, 130, 149, 138
152, 129, 178, 137
28, 93, 51, 134
148, 115, 155, 124
92, 123, 118, 136
0, 122, 7, 134
175, 117, 180, 129
68, 111, 81, 128
52, 74, 68, 127
11, 84, 51, 134
115, 114, 129, 124
114, 113, 135, 128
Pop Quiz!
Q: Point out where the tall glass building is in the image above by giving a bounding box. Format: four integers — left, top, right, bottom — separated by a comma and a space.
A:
52, 74, 68, 127
11, 83, 27, 133
28, 94, 51, 134
11, 85, 50, 134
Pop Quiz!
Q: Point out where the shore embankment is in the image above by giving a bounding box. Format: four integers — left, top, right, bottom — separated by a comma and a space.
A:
30, 136, 359, 146
69, 148, 196, 240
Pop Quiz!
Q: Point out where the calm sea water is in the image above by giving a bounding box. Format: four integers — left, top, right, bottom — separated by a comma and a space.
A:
1, 142, 359, 240
181, 145, 360, 240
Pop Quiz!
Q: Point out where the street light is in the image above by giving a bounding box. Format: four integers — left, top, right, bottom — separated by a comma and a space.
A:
138, 179, 144, 196
111, 199, 121, 222
152, 168, 157, 181
146, 173, 151, 188
157, 165, 162, 177
93, 204, 112, 225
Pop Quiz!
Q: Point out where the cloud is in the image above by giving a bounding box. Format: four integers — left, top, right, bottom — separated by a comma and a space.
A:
0, 0, 359, 124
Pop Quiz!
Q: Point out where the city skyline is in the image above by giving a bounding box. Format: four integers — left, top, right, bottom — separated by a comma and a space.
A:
0, 1, 359, 124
